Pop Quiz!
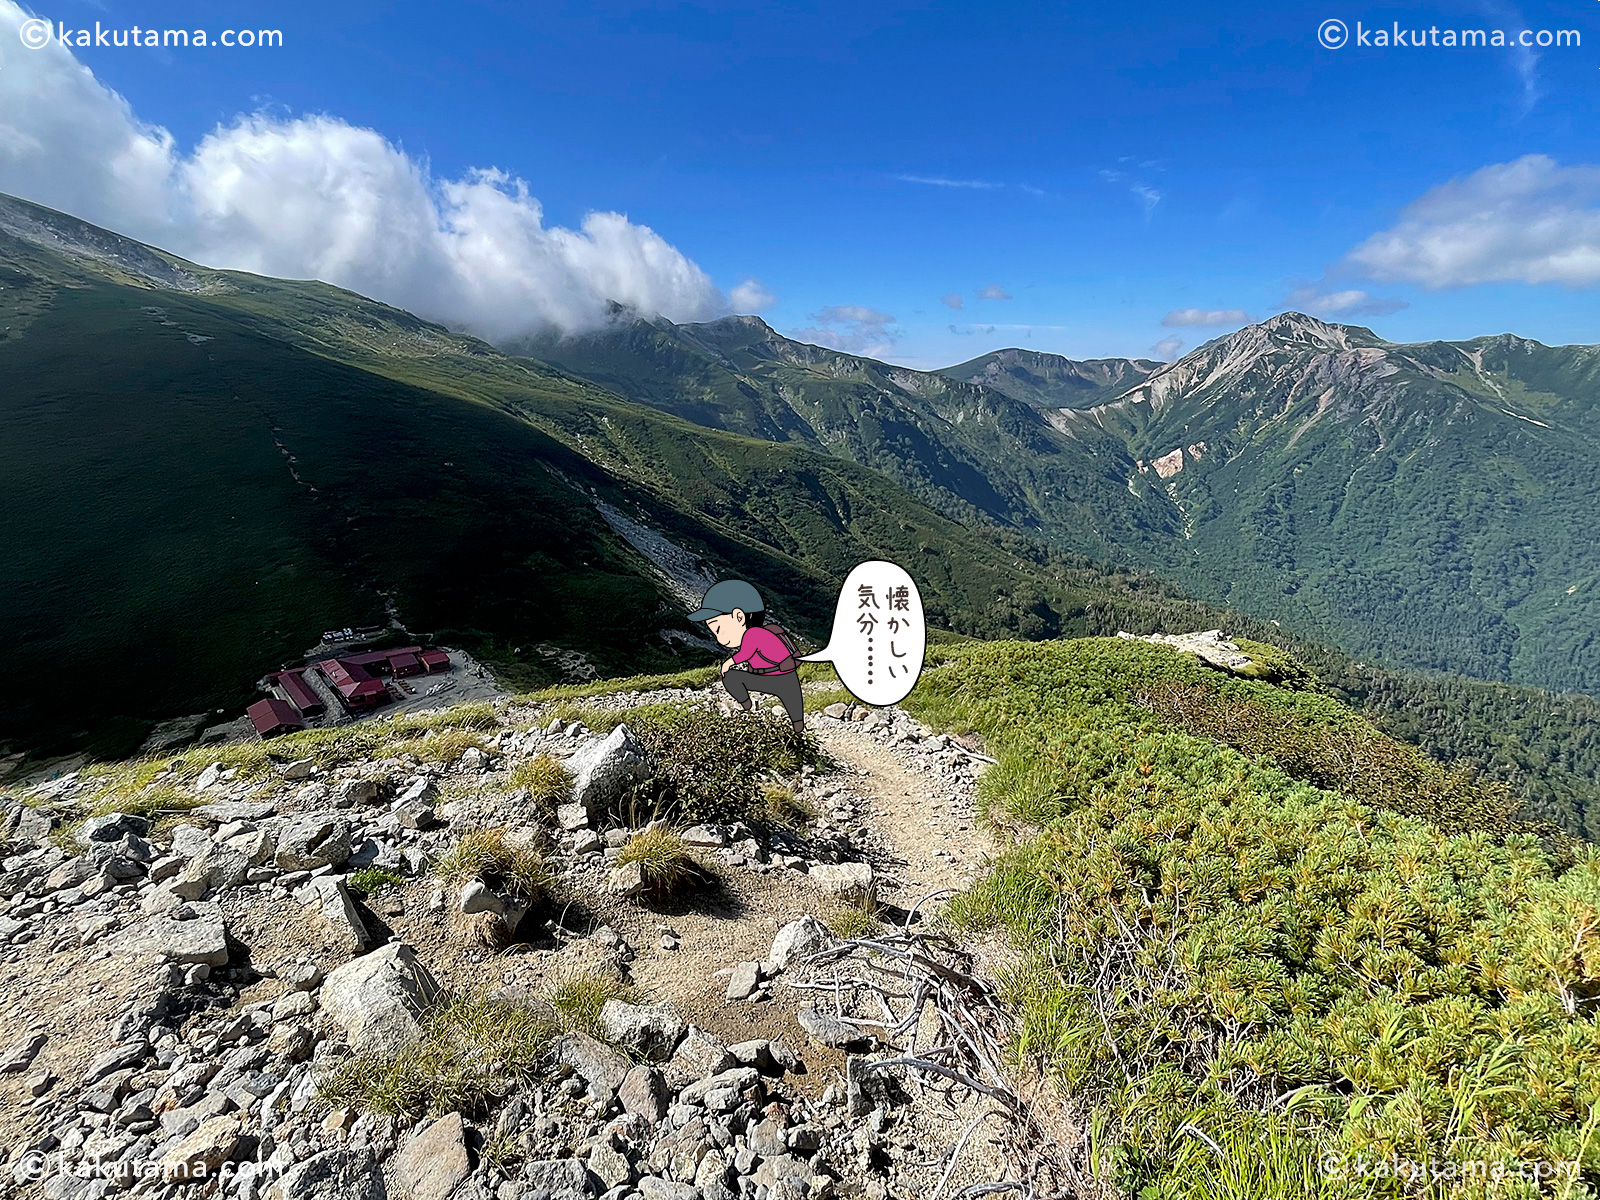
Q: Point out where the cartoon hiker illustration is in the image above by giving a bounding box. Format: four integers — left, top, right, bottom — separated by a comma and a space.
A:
688, 580, 806, 734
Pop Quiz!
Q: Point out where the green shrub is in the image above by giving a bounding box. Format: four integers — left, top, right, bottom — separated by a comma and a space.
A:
318, 992, 555, 1118
628, 705, 820, 824
507, 754, 571, 809
615, 827, 706, 898
910, 637, 1600, 1196
547, 973, 637, 1039
1133, 679, 1518, 836
348, 866, 406, 895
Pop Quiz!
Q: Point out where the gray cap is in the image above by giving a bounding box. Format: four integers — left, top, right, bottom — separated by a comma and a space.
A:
688, 579, 765, 622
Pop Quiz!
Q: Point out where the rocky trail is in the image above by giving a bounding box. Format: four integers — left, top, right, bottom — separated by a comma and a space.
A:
0, 684, 1032, 1200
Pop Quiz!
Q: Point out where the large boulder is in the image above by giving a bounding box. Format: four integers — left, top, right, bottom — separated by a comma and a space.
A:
769, 915, 830, 970
556, 1032, 632, 1105
389, 1112, 469, 1200
565, 723, 649, 818
274, 816, 352, 871
599, 1000, 684, 1063
319, 943, 440, 1052
809, 862, 875, 906
79, 812, 148, 845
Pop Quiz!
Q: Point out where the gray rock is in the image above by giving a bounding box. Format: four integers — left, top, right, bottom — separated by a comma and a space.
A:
768, 917, 830, 971
394, 799, 437, 830
390, 1111, 469, 1200
266, 1147, 388, 1200
679, 1067, 761, 1106
668, 1027, 736, 1085
171, 843, 250, 899
281, 759, 316, 782
751, 1154, 808, 1190
0, 1031, 45, 1073
679, 824, 726, 848
305, 877, 371, 952
334, 778, 379, 806
319, 942, 441, 1052
796, 1005, 871, 1050
606, 860, 645, 897
809, 862, 874, 905
79, 812, 149, 845
520, 1159, 593, 1200
274, 817, 352, 871
618, 1064, 670, 1124
459, 880, 504, 915
726, 1040, 778, 1074
397, 777, 439, 806
566, 723, 649, 818
588, 1142, 633, 1189
556, 803, 590, 832
725, 962, 759, 1001
113, 902, 230, 966
637, 1181, 699, 1200
193, 800, 276, 823
599, 1000, 684, 1062
556, 1032, 631, 1104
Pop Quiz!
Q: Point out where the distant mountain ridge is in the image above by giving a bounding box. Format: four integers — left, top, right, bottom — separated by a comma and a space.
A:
530, 307, 1600, 695
936, 346, 1160, 408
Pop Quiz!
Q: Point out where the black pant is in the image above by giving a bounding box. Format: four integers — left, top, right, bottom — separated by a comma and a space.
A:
722, 668, 805, 726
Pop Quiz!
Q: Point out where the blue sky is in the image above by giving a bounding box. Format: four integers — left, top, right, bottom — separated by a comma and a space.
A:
4, 0, 1597, 367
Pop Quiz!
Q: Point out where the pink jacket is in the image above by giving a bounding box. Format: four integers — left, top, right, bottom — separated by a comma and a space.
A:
731, 626, 796, 674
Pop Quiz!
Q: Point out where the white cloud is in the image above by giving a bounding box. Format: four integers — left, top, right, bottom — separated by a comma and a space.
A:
0, 1, 727, 339
976, 283, 1011, 301
1150, 335, 1185, 360
1161, 307, 1250, 328
792, 304, 897, 357
730, 278, 776, 312
1342, 155, 1600, 288
940, 292, 963, 310
1283, 287, 1408, 319
896, 174, 1002, 189
1099, 168, 1162, 216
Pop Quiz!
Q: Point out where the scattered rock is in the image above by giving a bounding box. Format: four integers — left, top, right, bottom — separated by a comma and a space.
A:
0, 1031, 45, 1074
265, 1147, 388, 1200
161, 1114, 241, 1181
320, 942, 440, 1052
797, 1005, 874, 1050
599, 1000, 685, 1062
390, 1111, 469, 1200
79, 812, 149, 845
726, 961, 760, 1001
275, 816, 353, 871
770, 916, 831, 971
566, 723, 649, 818
556, 802, 590, 831
810, 862, 875, 905
618, 1064, 670, 1124
606, 860, 645, 897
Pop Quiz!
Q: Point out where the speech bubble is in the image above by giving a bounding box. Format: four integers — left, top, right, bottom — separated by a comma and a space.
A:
801, 560, 925, 706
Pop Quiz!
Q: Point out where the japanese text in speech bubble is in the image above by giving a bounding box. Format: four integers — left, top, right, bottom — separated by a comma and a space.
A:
801, 560, 925, 706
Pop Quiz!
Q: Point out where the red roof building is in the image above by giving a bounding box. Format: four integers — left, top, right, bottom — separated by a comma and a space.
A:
339, 646, 423, 674
248, 698, 305, 739
316, 658, 389, 710
420, 649, 450, 673
388, 651, 423, 677
269, 670, 325, 717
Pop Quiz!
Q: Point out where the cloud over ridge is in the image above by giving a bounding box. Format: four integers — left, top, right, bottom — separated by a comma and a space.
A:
0, 2, 725, 340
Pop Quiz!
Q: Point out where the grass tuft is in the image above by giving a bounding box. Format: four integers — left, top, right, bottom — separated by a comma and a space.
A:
615, 827, 706, 898
547, 973, 638, 1040
757, 780, 815, 828
317, 991, 555, 1119
432, 827, 547, 902
507, 754, 571, 809
825, 895, 882, 940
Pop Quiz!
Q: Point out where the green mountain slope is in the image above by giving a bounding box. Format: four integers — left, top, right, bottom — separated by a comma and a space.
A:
517, 316, 1183, 560
0, 193, 1196, 759
936, 346, 1159, 408
1100, 314, 1600, 692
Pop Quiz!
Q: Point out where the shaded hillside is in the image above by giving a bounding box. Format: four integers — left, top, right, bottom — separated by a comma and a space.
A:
517, 315, 1183, 561
0, 194, 1186, 759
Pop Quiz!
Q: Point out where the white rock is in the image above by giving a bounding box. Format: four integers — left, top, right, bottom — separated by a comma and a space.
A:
319, 943, 441, 1052
809, 862, 875, 905
769, 916, 831, 971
